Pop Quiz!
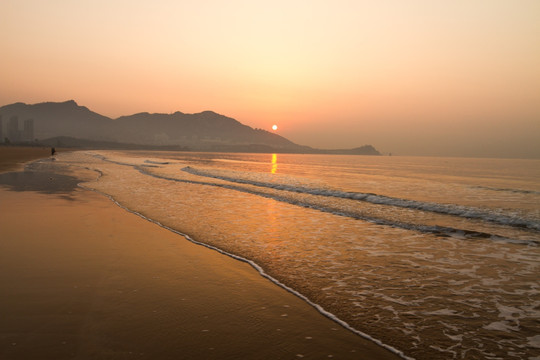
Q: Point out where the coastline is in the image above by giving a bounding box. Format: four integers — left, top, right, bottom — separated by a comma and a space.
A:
0, 151, 400, 359
0, 146, 51, 173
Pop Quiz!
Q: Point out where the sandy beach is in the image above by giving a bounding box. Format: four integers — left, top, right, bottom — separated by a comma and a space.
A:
0, 151, 399, 359
0, 146, 52, 173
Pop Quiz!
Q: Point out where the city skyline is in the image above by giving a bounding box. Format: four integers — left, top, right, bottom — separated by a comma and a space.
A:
0, 116, 35, 143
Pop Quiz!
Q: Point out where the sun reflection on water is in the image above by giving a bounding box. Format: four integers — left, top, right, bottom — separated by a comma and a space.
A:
270, 154, 277, 174
271, 153, 278, 174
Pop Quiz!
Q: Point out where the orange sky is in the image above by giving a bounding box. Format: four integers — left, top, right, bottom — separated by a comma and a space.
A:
1, 0, 539, 157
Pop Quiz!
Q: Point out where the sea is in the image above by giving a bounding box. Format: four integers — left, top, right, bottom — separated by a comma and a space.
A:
35, 150, 540, 359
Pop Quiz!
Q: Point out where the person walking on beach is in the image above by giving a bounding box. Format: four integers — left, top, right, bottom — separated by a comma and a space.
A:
51, 147, 56, 156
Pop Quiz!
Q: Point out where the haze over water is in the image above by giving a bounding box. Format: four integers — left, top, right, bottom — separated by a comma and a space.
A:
35, 150, 540, 360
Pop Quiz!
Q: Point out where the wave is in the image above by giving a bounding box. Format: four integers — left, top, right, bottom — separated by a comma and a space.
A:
88, 154, 538, 244
76, 177, 413, 360
70, 152, 540, 359
144, 160, 170, 165
124, 166, 536, 246
472, 185, 540, 195
181, 166, 540, 232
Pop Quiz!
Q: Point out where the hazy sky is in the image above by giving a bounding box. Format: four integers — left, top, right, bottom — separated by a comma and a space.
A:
1, 1, 539, 157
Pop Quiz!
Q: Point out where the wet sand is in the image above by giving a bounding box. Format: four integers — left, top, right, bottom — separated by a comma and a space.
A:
0, 146, 52, 173
0, 152, 400, 359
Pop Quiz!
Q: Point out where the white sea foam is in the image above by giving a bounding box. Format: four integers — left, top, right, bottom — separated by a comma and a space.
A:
75, 180, 414, 360
50, 150, 540, 360
496, 303, 524, 321
425, 309, 462, 316
181, 166, 540, 232
528, 335, 540, 348
483, 321, 520, 332
130, 166, 538, 245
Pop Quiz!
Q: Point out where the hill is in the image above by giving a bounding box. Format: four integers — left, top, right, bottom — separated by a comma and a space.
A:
0, 100, 111, 141
0, 100, 380, 155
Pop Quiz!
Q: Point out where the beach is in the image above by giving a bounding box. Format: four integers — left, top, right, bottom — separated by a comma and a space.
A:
0, 146, 52, 173
0, 150, 399, 359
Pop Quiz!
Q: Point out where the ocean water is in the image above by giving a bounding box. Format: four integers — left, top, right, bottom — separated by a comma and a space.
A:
38, 151, 540, 359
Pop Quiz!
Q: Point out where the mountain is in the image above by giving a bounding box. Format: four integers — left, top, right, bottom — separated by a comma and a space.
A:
0, 100, 111, 141
0, 100, 380, 155
110, 111, 300, 150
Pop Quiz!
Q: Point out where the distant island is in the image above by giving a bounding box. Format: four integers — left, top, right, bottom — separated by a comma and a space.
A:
0, 100, 380, 155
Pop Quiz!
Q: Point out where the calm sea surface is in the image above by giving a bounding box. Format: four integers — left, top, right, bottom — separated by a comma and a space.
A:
41, 151, 540, 359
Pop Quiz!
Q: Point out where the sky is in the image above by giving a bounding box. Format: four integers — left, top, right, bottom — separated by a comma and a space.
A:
1, 0, 539, 158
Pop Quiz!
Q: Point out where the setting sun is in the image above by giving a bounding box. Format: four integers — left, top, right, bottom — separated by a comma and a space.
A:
1, 2, 539, 359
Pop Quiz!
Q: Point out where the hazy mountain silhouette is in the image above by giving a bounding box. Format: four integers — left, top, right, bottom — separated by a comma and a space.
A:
0, 100, 380, 154
0, 100, 110, 140
110, 110, 299, 149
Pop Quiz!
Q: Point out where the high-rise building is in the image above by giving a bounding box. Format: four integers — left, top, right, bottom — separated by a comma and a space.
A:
8, 116, 20, 142
23, 119, 34, 142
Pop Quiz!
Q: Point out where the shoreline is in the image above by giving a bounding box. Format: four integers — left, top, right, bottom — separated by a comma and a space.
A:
0, 146, 52, 173
0, 151, 400, 359
0, 145, 74, 173
90, 185, 410, 360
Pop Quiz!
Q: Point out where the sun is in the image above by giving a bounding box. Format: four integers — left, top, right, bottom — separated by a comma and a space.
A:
272, 124, 278, 131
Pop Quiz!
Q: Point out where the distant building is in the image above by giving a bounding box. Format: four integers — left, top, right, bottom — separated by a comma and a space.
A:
23, 119, 34, 141
8, 116, 20, 142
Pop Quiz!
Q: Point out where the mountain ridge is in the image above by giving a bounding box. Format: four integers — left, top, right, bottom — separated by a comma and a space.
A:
0, 100, 380, 155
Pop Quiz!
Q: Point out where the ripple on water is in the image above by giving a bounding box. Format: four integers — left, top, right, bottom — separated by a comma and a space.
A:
56, 151, 540, 360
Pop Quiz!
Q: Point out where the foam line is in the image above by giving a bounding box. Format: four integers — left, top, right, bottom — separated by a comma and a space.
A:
182, 167, 540, 232
77, 181, 414, 360
83, 154, 538, 245
137, 167, 536, 245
